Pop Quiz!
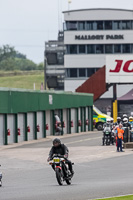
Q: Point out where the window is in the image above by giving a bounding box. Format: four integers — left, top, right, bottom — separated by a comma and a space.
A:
66, 46, 69, 54
67, 44, 133, 55
66, 68, 100, 78
96, 21, 103, 30
93, 21, 97, 30
66, 21, 77, 30
105, 44, 113, 53
131, 44, 133, 53
69, 68, 77, 78
87, 45, 95, 54
86, 21, 94, 30
69, 45, 77, 54
93, 106, 102, 114
122, 21, 131, 29
93, 110, 98, 116
78, 21, 85, 30
65, 20, 133, 31
122, 44, 130, 53
79, 45, 86, 54
87, 68, 95, 77
113, 21, 121, 29
96, 45, 103, 54
114, 44, 121, 53
132, 21, 133, 29
105, 21, 112, 30
79, 68, 86, 77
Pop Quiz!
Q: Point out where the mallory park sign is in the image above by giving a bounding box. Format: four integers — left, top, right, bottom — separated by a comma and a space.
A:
75, 35, 124, 40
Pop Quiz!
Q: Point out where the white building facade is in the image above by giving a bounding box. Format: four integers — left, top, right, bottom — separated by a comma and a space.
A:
63, 8, 133, 97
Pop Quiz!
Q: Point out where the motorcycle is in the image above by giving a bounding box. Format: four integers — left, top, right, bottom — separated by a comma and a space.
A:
49, 154, 74, 185
0, 165, 2, 187
102, 127, 111, 145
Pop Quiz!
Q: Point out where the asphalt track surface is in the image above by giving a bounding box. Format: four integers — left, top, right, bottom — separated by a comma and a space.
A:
0, 131, 133, 200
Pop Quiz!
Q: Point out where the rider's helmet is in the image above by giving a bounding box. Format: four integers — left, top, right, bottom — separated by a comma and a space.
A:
123, 118, 128, 123
106, 118, 111, 123
110, 118, 114, 123
123, 114, 127, 118
117, 117, 121, 123
53, 138, 61, 147
129, 116, 133, 122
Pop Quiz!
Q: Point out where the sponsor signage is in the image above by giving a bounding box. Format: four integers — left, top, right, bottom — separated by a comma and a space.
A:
75, 35, 124, 40
49, 95, 53, 104
106, 55, 133, 83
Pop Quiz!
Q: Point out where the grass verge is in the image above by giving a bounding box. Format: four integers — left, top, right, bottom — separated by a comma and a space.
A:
0, 71, 44, 90
94, 195, 133, 200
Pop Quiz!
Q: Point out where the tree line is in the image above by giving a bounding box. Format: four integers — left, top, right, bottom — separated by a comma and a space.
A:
0, 45, 43, 71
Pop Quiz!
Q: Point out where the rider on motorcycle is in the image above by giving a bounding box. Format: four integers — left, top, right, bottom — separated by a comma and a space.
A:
47, 138, 74, 175
115, 117, 122, 126
122, 117, 131, 129
129, 116, 133, 125
102, 118, 112, 145
103, 118, 112, 129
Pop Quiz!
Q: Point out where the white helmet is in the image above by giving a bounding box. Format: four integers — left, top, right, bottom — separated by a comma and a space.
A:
111, 118, 114, 123
123, 114, 127, 118
123, 118, 128, 123
106, 118, 111, 123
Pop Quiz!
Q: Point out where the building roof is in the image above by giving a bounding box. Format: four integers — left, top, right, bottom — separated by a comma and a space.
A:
63, 8, 133, 13
117, 88, 133, 101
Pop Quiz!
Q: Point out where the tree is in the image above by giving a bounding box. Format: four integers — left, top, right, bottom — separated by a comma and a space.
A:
0, 57, 16, 71
0, 45, 38, 71
15, 58, 37, 71
0, 45, 16, 62
37, 62, 44, 70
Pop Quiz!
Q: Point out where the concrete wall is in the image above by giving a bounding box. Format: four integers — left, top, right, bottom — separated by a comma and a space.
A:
7, 114, 15, 144
63, 109, 68, 134
27, 113, 35, 141
18, 113, 25, 143
37, 112, 44, 139
0, 115, 4, 145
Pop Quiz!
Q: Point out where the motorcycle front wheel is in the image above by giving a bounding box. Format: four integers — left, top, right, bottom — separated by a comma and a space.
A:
66, 178, 71, 185
55, 168, 63, 185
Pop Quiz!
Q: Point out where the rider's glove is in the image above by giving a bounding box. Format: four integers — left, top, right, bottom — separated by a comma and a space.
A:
64, 154, 68, 159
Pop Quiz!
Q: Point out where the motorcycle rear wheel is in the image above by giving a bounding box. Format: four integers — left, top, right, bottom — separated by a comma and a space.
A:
106, 138, 110, 145
55, 168, 63, 185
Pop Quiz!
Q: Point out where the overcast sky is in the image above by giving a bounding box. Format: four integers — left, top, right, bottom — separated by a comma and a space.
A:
0, 0, 133, 63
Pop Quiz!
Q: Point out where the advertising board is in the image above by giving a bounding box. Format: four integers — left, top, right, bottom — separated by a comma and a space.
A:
106, 55, 133, 83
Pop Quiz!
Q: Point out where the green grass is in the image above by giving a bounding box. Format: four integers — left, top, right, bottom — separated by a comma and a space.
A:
95, 195, 133, 200
0, 71, 44, 90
